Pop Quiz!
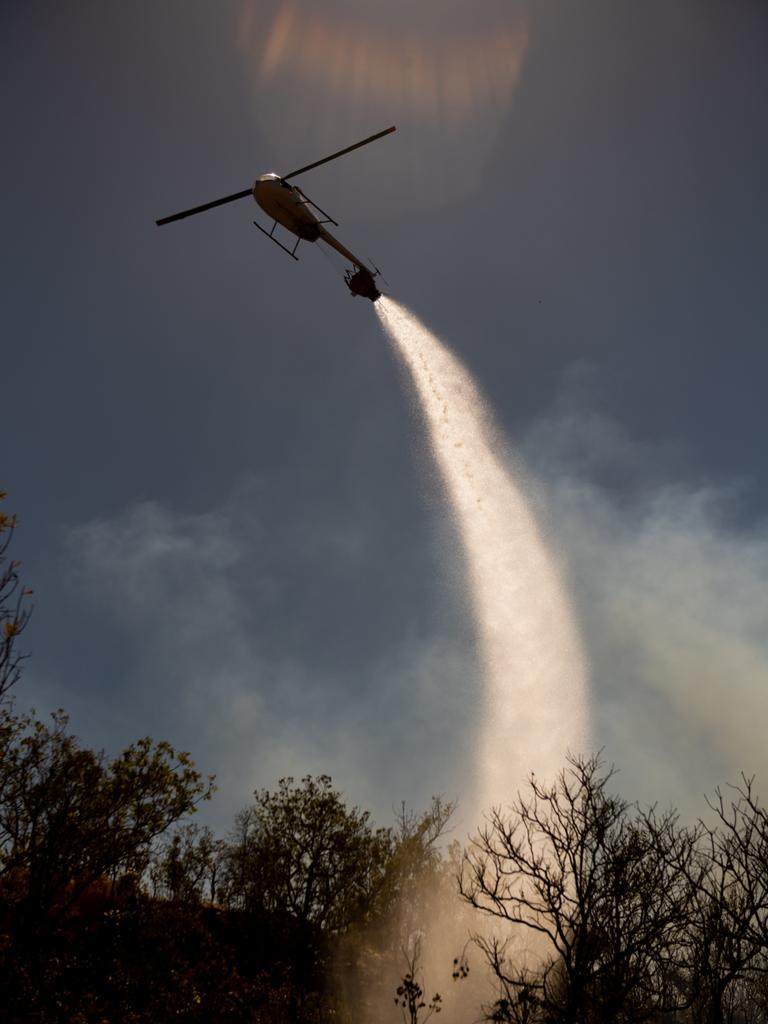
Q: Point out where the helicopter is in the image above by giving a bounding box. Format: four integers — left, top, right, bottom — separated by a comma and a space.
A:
155, 126, 396, 302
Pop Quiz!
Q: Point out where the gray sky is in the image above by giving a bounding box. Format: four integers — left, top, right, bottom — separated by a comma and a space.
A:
3, 0, 768, 833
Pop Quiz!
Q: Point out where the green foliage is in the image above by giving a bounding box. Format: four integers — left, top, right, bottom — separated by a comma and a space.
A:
150, 822, 224, 904
376, 796, 456, 933
0, 707, 214, 918
222, 774, 392, 933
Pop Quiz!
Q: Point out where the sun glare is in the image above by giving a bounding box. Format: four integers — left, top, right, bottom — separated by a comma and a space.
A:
238, 1, 529, 212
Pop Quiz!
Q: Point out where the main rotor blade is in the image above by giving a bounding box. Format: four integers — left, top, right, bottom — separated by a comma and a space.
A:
282, 125, 396, 181
155, 188, 252, 226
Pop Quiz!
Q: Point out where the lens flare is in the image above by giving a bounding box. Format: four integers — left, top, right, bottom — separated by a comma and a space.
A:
238, 1, 528, 213
376, 297, 589, 810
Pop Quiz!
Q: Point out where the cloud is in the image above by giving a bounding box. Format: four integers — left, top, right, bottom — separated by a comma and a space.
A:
237, 0, 529, 214
59, 484, 476, 833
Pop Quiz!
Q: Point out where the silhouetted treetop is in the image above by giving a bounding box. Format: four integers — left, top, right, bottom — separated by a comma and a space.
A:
0, 491, 33, 704
222, 774, 392, 933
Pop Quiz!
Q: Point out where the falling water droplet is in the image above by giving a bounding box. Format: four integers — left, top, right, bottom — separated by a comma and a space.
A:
376, 296, 590, 812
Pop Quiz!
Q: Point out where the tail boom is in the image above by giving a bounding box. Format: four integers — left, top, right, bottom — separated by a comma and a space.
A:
319, 228, 382, 302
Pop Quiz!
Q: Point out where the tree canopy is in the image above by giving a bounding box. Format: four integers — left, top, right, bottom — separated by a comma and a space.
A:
222, 774, 392, 933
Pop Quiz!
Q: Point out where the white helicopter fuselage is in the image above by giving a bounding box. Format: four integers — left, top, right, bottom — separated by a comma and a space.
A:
252, 173, 365, 271
253, 174, 323, 242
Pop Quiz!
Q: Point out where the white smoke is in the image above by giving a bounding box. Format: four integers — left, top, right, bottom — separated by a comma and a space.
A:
375, 297, 590, 813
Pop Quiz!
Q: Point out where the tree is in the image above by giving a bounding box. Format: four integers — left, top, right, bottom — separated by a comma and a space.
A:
221, 774, 393, 1024
394, 936, 443, 1024
679, 778, 768, 1024
460, 753, 695, 1024
222, 774, 392, 932
0, 491, 33, 704
0, 708, 214, 1019
375, 795, 457, 945
0, 708, 214, 917
334, 796, 465, 1024
150, 822, 224, 905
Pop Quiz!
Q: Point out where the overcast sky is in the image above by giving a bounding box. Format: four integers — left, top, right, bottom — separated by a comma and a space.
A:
3, 0, 767, 834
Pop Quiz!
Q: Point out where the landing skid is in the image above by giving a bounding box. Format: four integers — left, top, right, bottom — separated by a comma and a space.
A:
294, 186, 338, 227
253, 220, 300, 260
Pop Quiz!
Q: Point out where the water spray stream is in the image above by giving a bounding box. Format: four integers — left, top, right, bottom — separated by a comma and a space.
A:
375, 297, 589, 812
